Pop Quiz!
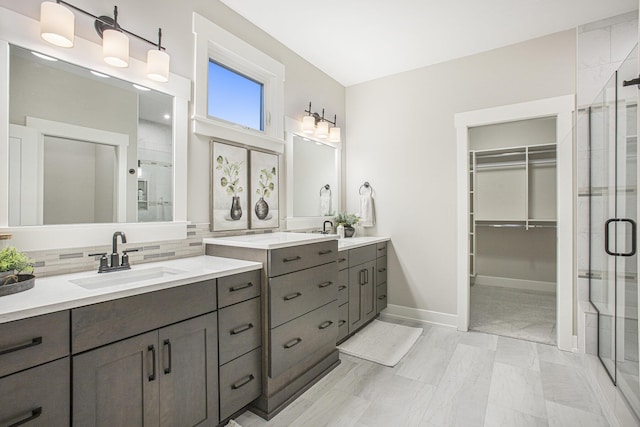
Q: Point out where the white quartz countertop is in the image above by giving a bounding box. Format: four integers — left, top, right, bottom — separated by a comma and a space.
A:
204, 232, 337, 250
337, 236, 390, 251
0, 255, 262, 324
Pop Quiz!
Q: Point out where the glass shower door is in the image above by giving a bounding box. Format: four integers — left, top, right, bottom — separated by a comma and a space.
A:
590, 45, 640, 416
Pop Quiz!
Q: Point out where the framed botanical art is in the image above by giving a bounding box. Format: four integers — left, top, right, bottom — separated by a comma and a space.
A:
250, 150, 279, 229
211, 142, 248, 231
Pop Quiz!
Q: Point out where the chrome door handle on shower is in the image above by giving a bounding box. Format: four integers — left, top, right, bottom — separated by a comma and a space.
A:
605, 218, 637, 257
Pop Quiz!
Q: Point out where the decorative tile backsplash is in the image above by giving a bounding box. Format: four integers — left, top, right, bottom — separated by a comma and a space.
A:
24, 223, 278, 278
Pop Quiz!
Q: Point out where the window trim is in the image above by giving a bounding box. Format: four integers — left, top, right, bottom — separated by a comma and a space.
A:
193, 13, 285, 153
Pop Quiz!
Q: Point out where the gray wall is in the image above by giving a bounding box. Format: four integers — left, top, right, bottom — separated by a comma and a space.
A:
345, 30, 576, 317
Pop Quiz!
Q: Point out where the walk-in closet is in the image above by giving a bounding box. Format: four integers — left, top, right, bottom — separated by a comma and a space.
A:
468, 117, 558, 345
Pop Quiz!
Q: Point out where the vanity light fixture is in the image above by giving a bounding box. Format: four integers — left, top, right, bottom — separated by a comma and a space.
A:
39, 1, 170, 80
303, 102, 341, 142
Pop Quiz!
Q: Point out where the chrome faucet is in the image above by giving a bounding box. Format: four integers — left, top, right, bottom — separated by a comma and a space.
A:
323, 220, 333, 234
111, 231, 127, 268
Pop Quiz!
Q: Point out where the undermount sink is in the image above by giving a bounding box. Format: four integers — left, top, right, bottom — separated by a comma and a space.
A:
70, 266, 187, 290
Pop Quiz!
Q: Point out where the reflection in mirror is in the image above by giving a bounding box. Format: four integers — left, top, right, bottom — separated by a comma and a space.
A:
8, 44, 173, 226
292, 135, 338, 217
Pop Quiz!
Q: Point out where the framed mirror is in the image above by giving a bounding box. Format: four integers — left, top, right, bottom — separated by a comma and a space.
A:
284, 116, 341, 230
0, 7, 190, 250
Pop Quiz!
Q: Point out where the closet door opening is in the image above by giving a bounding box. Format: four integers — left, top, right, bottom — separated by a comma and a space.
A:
468, 118, 558, 345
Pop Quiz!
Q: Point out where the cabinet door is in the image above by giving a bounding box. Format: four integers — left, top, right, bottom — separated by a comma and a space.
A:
159, 312, 218, 427
348, 265, 362, 334
0, 357, 69, 426
362, 260, 376, 324
73, 331, 159, 426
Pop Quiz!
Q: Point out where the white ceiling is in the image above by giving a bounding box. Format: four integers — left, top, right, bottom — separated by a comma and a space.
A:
221, 0, 638, 86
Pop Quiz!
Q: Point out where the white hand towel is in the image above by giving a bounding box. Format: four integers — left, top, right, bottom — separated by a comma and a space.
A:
320, 192, 332, 216
359, 194, 375, 227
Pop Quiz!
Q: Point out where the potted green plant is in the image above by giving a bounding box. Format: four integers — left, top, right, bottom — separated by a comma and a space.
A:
0, 246, 35, 296
334, 212, 359, 238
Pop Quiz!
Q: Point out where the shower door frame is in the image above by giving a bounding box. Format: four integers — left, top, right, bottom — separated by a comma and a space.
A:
455, 95, 575, 351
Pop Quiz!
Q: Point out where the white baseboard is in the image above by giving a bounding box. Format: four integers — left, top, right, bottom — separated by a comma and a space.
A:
380, 304, 458, 329
474, 275, 555, 293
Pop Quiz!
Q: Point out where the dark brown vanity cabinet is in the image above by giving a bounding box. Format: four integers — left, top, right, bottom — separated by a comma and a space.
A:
72, 283, 220, 427
0, 311, 70, 426
339, 240, 388, 342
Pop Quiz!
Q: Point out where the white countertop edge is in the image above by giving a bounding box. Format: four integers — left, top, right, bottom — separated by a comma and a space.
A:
203, 232, 337, 250
0, 255, 262, 324
338, 236, 391, 251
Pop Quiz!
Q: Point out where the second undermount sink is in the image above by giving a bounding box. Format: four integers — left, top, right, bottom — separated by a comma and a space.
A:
71, 266, 187, 290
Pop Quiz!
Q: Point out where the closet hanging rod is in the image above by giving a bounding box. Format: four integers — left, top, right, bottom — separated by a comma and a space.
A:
474, 151, 526, 159
476, 223, 556, 229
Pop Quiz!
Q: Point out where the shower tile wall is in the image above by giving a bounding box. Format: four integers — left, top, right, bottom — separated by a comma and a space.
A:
576, 12, 638, 354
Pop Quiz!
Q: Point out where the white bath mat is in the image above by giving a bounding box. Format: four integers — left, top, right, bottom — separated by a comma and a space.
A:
337, 320, 422, 367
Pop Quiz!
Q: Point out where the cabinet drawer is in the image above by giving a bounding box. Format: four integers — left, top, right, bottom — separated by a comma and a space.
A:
218, 297, 261, 365
0, 311, 69, 378
218, 269, 261, 308
349, 244, 376, 267
376, 242, 387, 258
376, 282, 388, 313
270, 301, 337, 378
376, 256, 387, 286
269, 240, 338, 277
337, 269, 349, 306
0, 357, 70, 426
337, 251, 349, 271
72, 279, 217, 353
337, 303, 349, 343
219, 347, 261, 420
269, 262, 337, 328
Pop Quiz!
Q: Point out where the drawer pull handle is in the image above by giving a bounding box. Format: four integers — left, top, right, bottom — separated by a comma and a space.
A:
284, 337, 302, 349
231, 374, 255, 390
378, 295, 387, 300
338, 258, 347, 263
230, 282, 253, 292
148, 345, 157, 381
284, 292, 302, 301
378, 247, 385, 251
318, 281, 333, 288
8, 407, 42, 427
283, 256, 302, 263
378, 268, 387, 273
338, 285, 347, 291
0, 336, 42, 356
338, 320, 346, 327
163, 339, 172, 374
319, 320, 333, 330
319, 249, 333, 255
231, 323, 254, 335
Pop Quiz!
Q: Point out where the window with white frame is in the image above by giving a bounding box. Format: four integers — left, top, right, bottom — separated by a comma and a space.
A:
193, 13, 285, 153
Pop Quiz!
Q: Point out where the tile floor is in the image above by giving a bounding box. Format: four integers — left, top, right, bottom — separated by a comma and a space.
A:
236, 320, 613, 427
470, 284, 557, 345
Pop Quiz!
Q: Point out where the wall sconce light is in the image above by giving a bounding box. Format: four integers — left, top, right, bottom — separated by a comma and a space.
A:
39, 1, 170, 81
303, 102, 341, 142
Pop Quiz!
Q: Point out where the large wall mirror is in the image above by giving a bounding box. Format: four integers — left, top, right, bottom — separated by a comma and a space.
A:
0, 7, 190, 250
9, 44, 174, 226
284, 117, 341, 230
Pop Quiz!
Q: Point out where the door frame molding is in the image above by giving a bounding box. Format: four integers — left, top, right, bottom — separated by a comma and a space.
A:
455, 95, 575, 351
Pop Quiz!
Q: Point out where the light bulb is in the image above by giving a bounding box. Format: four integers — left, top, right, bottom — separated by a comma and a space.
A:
316, 121, 329, 139
103, 29, 129, 68
147, 49, 170, 82
40, 1, 75, 48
